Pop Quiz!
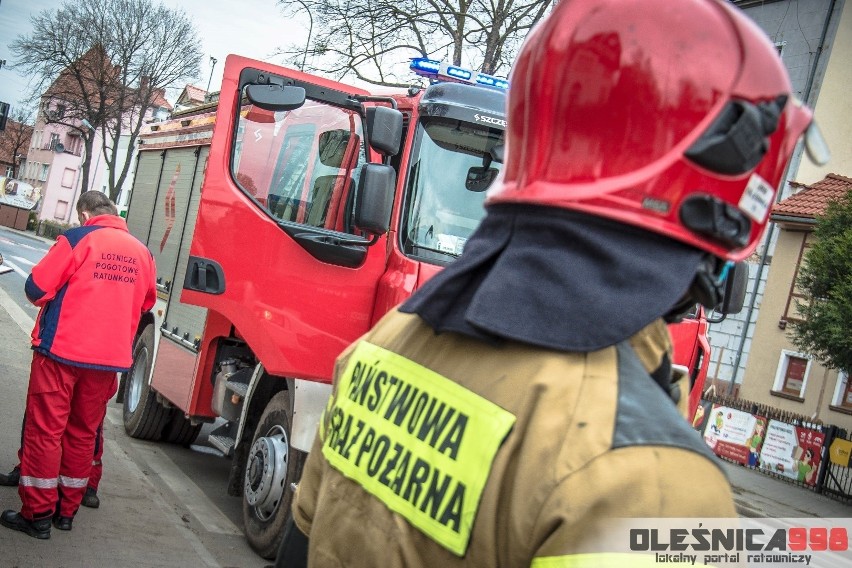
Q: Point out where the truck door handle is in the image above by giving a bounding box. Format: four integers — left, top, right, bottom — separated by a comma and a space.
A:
184, 256, 226, 295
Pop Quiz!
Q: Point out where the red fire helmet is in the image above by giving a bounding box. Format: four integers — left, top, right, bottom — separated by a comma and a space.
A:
487, 0, 818, 261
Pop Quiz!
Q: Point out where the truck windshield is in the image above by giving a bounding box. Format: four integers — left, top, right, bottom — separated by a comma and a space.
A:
231, 95, 365, 233
402, 116, 504, 262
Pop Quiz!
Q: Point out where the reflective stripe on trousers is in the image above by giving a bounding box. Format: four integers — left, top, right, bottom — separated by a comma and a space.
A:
19, 476, 59, 489
59, 475, 90, 489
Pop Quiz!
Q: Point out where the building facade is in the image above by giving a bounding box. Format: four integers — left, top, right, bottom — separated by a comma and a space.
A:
706, 0, 850, 395
739, 174, 852, 429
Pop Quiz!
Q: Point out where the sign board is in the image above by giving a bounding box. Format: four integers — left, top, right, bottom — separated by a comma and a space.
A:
758, 420, 825, 485
702, 404, 762, 465
0, 176, 41, 210
829, 437, 852, 467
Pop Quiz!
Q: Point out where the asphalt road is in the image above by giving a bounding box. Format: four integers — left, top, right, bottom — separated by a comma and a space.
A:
0, 226, 49, 317
0, 227, 268, 568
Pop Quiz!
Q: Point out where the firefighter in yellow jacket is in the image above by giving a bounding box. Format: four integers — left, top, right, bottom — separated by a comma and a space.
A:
277, 0, 825, 566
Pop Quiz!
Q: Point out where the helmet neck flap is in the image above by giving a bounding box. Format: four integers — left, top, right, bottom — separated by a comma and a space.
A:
402, 205, 708, 351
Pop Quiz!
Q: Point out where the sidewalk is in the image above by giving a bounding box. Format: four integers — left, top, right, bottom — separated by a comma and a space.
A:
723, 461, 851, 518
0, 285, 265, 568
0, 225, 55, 246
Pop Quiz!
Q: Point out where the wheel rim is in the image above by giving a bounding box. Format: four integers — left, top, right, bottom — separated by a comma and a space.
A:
126, 345, 148, 414
244, 425, 289, 522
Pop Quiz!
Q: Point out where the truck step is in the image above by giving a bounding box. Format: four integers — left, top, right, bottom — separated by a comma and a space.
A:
224, 367, 252, 398
208, 434, 236, 456
208, 421, 237, 456
225, 379, 249, 398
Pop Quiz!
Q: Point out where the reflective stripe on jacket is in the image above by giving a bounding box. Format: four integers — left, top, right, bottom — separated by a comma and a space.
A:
26, 214, 156, 371
293, 310, 736, 568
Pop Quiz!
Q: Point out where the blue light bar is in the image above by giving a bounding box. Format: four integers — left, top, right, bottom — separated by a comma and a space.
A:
409, 58, 508, 90
445, 66, 472, 80
410, 57, 441, 73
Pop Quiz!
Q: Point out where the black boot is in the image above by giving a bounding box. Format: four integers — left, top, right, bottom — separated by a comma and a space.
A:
81, 487, 100, 508
0, 510, 51, 539
0, 466, 20, 486
52, 514, 73, 531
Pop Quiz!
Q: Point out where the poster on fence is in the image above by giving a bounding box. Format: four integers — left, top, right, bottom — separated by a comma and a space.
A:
691, 400, 713, 433
758, 420, 825, 486
701, 404, 764, 465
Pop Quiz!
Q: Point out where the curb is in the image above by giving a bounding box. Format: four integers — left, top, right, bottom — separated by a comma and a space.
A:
0, 226, 54, 245
734, 498, 764, 518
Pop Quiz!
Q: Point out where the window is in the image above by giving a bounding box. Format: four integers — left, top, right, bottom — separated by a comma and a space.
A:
61, 168, 75, 189
4, 166, 12, 177
232, 95, 365, 234
772, 351, 812, 398
401, 116, 503, 262
55, 200, 69, 219
780, 232, 814, 326
39, 164, 50, 182
49, 133, 60, 151
832, 372, 852, 410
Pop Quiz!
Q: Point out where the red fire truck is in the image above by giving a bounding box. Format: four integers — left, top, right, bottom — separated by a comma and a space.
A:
121, 55, 741, 558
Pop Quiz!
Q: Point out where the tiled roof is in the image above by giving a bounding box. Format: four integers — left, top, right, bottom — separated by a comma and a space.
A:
151, 88, 173, 111
771, 173, 852, 221
182, 85, 207, 104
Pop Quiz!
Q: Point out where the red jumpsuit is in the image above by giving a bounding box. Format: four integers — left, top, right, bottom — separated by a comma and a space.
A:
20, 214, 156, 520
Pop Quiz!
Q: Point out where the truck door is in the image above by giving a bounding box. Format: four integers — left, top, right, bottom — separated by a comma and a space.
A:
181, 55, 389, 383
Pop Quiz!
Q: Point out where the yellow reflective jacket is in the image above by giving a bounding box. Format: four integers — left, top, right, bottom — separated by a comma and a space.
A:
293, 310, 736, 567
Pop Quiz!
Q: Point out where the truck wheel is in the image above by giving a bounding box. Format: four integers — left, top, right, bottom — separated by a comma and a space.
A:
162, 412, 202, 447
123, 325, 173, 440
242, 390, 305, 559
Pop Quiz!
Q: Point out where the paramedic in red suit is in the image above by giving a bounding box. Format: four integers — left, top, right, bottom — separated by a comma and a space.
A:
0, 191, 156, 539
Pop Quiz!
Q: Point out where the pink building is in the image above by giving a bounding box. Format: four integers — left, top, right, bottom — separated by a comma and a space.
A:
22, 106, 98, 224
20, 49, 173, 224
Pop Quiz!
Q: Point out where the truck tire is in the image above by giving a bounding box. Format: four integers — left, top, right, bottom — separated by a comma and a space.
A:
242, 390, 305, 559
123, 325, 173, 440
162, 412, 202, 447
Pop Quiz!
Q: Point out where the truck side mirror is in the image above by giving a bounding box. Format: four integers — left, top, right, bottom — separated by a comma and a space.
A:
245, 84, 306, 111
366, 106, 403, 157
354, 164, 396, 236
717, 262, 748, 315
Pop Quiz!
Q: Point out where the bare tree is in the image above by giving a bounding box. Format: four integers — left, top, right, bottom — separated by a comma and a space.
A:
10, 0, 202, 201
276, 0, 553, 87
0, 106, 35, 179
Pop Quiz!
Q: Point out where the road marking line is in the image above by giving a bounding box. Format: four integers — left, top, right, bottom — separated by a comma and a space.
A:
11, 255, 34, 266
3, 258, 30, 279
0, 282, 35, 333
105, 408, 242, 537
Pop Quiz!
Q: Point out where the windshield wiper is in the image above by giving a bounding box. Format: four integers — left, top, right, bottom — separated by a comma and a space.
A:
409, 242, 460, 259
405, 225, 461, 259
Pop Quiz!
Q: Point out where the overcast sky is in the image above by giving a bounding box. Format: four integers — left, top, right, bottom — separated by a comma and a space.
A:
0, 0, 311, 113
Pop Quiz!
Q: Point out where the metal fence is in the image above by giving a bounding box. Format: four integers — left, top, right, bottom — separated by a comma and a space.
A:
820, 425, 852, 503
700, 393, 851, 503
